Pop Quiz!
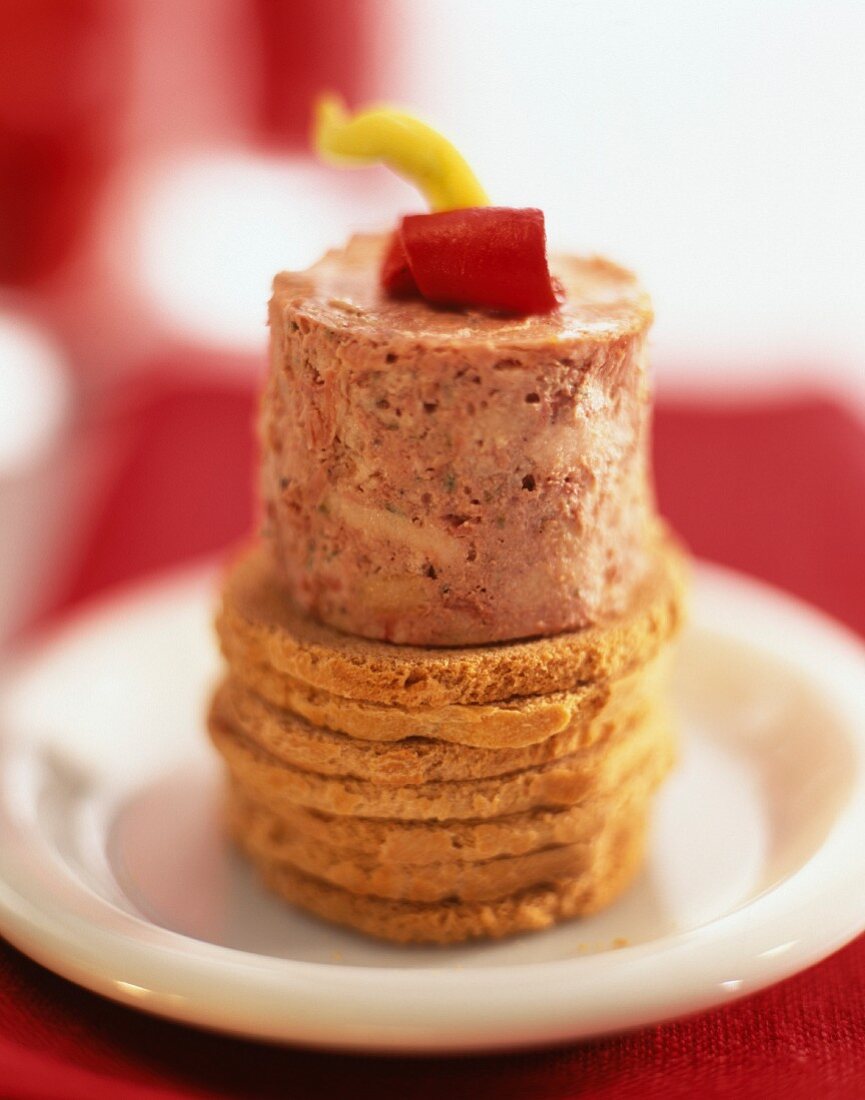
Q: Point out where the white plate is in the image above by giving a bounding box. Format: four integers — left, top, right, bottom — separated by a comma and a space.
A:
1, 561, 864, 1054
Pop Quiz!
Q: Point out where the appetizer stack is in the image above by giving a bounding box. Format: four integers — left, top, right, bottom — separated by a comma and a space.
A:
208, 100, 686, 943
207, 217, 686, 944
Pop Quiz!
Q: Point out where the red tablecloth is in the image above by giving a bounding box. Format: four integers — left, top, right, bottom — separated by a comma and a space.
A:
2, 378, 865, 1099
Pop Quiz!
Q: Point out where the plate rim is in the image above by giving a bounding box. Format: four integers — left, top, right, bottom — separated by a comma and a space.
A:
1, 559, 865, 1052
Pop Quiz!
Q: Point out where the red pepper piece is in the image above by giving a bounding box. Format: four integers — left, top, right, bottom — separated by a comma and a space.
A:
379, 231, 417, 297
400, 207, 558, 315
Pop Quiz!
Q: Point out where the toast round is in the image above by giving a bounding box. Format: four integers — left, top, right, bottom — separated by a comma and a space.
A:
228, 785, 650, 903
215, 666, 666, 784
239, 813, 647, 943
209, 704, 674, 821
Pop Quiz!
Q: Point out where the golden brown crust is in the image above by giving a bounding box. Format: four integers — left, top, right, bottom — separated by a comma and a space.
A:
215, 657, 669, 784
225, 748, 671, 864
238, 813, 648, 943
228, 785, 649, 903
209, 702, 675, 821
215, 532, 687, 708
219, 642, 669, 750
220, 647, 596, 748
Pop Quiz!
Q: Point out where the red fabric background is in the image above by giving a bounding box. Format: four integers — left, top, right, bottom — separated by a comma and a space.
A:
2, 379, 864, 1098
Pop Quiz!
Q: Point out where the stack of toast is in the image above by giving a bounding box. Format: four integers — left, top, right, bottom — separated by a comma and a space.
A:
208, 535, 685, 944
207, 233, 686, 944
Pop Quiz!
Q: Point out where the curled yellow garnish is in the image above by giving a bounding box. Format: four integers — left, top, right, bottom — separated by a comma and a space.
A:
313, 94, 489, 212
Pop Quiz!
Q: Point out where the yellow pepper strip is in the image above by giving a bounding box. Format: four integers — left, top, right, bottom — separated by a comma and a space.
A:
313, 94, 489, 212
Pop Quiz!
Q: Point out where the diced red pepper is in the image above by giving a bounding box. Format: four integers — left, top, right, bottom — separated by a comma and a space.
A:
380, 231, 416, 297
388, 207, 558, 315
